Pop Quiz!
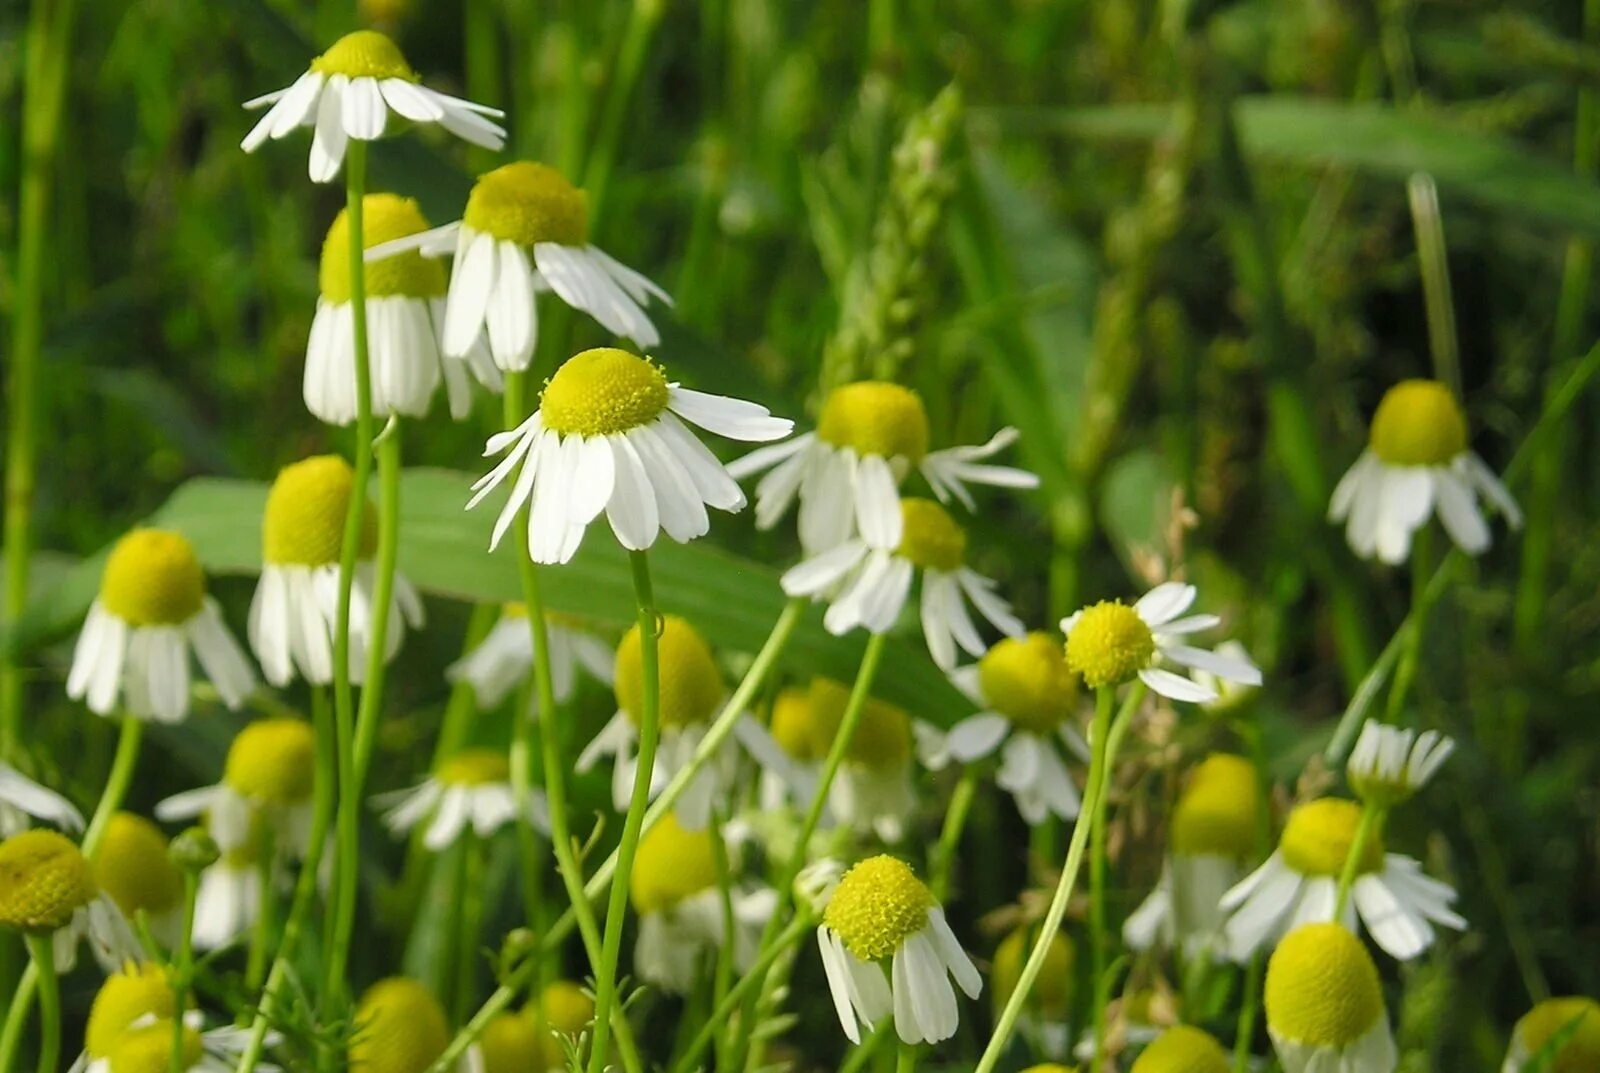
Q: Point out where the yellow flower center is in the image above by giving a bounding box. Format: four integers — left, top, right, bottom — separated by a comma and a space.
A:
309, 30, 419, 82
1065, 601, 1154, 689
539, 979, 594, 1035
436, 749, 511, 786
0, 829, 96, 931
805, 678, 910, 769
1170, 754, 1261, 861
630, 813, 717, 914
1264, 923, 1383, 1047
816, 382, 930, 462
93, 813, 182, 920
224, 719, 317, 805
476, 1011, 541, 1073
992, 925, 1074, 1019
978, 633, 1079, 734
768, 687, 821, 761
319, 194, 446, 303
614, 614, 723, 730
1020, 1066, 1080, 1073
1279, 798, 1383, 877
1515, 997, 1600, 1073
463, 162, 589, 248
1368, 379, 1468, 467
263, 455, 376, 566
87, 963, 176, 1058
896, 498, 966, 572
539, 348, 672, 438
349, 978, 449, 1073
107, 1021, 204, 1073
99, 529, 205, 627
824, 855, 935, 962
1129, 1026, 1230, 1073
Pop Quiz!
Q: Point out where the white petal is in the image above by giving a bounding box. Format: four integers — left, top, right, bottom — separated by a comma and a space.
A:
1135, 582, 1196, 627
1139, 667, 1216, 704
667, 387, 794, 443
340, 77, 388, 140
943, 713, 1010, 762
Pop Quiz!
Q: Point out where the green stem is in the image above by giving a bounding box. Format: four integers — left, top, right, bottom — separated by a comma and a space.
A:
708, 809, 737, 1072
895, 1040, 917, 1073
1332, 804, 1386, 920
22, 936, 56, 1073
243, 826, 277, 993
453, 833, 485, 1025
667, 915, 813, 1073
930, 768, 979, 902
0, 962, 33, 1073
1088, 687, 1115, 1071
1385, 526, 1433, 725
1231, 951, 1264, 1073
83, 716, 143, 854
581, 0, 666, 227
171, 870, 198, 1073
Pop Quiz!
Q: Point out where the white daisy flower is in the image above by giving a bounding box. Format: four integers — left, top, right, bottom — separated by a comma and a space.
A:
0, 764, 82, 837
1061, 582, 1260, 704
756, 686, 824, 812
89, 813, 185, 949
469, 347, 792, 565
67, 529, 256, 724
156, 719, 318, 858
240, 30, 505, 183
1346, 720, 1455, 807
1220, 797, 1465, 962
1124, 754, 1263, 958
1329, 379, 1521, 564
816, 855, 981, 1046
1125, 1026, 1233, 1073
1265, 924, 1397, 1073
1502, 997, 1600, 1073
367, 161, 671, 372
82, 1018, 254, 1073
249, 455, 425, 687
990, 924, 1075, 1058
445, 603, 614, 710
376, 748, 549, 851
806, 677, 923, 842
938, 633, 1088, 824
781, 496, 1024, 671
0, 829, 141, 973
729, 380, 1038, 553
75, 964, 267, 1073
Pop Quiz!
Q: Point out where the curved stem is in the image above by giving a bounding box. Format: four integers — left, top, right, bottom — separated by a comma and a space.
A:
170, 870, 198, 1073
1332, 803, 1386, 920
707, 808, 737, 1071
83, 715, 143, 854
22, 936, 56, 1073
0, 962, 34, 1073
930, 768, 979, 902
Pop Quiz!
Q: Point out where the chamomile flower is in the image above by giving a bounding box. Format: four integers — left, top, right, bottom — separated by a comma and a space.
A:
156, 719, 317, 858
0, 829, 140, 972
629, 813, 773, 994
469, 348, 792, 564
782, 497, 1024, 670
1265, 924, 1396, 1073
757, 686, 824, 811
1130, 1026, 1231, 1073
577, 615, 787, 831
1062, 582, 1260, 704
68, 529, 256, 723
240, 30, 505, 182
1220, 797, 1465, 962
1503, 997, 1600, 1073
0, 763, 83, 837
1125, 754, 1263, 958
1329, 379, 1521, 564
941, 633, 1088, 824
464, 982, 592, 1073
816, 855, 981, 1045
348, 978, 450, 1073
249, 455, 425, 686
729, 380, 1038, 553
90, 1020, 244, 1073
534, 981, 593, 1069
190, 833, 264, 953
368, 162, 671, 370
377, 748, 549, 850
991, 923, 1076, 1056
445, 603, 614, 710
90, 813, 184, 947
74, 964, 260, 1073
1346, 721, 1455, 807
805, 677, 921, 842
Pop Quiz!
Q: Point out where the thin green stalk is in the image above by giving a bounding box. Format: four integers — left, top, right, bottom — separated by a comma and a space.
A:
0, 962, 34, 1073
171, 870, 198, 1073
581, 0, 667, 227
1332, 804, 1386, 920
708, 808, 737, 1071
244, 827, 278, 993
931, 768, 979, 901
839, 1025, 892, 1073
453, 833, 486, 1025
463, 0, 503, 171
1385, 526, 1434, 724
1232, 951, 1264, 1073
1088, 687, 1115, 1070
669, 915, 813, 1073
895, 1041, 917, 1073
22, 936, 56, 1073
83, 716, 144, 853
1406, 175, 1461, 397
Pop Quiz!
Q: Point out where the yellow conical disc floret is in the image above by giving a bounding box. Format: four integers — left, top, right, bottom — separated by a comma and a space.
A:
614, 614, 722, 730
1368, 380, 1467, 467
824, 855, 934, 962
309, 30, 419, 82
92, 813, 182, 920
99, 529, 205, 627
540, 348, 671, 438
805, 678, 910, 770
476, 1011, 541, 1073
630, 813, 717, 914
1065, 601, 1154, 689
437, 749, 510, 786
1279, 798, 1382, 877
0, 829, 96, 931
992, 924, 1074, 1019
86, 963, 177, 1058
263, 455, 376, 566
1265, 923, 1384, 1047
464, 162, 589, 248
536, 981, 594, 1067
979, 633, 1079, 734
348, 977, 448, 1073
1130, 1025, 1230, 1073
1512, 997, 1600, 1073
816, 382, 930, 462
896, 498, 967, 572
1171, 754, 1262, 861
106, 1020, 203, 1073
768, 687, 821, 761
225, 719, 316, 805
319, 194, 446, 303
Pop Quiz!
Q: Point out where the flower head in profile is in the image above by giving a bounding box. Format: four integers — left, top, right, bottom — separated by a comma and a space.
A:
68, 529, 256, 723
1503, 997, 1600, 1073
816, 855, 981, 1045
241, 30, 505, 182
730, 380, 1038, 553
79, 962, 257, 1073
465, 980, 592, 1072
0, 764, 82, 838
1062, 582, 1259, 704
1265, 923, 1396, 1073
157, 719, 318, 859
90, 813, 184, 946
347, 978, 449, 1073
1130, 1026, 1231, 1073
1220, 797, 1464, 962
991, 923, 1075, 1055
1330, 379, 1520, 564
804, 678, 926, 842
0, 829, 139, 972
470, 348, 792, 565
1346, 721, 1454, 807
377, 748, 548, 850
189, 824, 267, 953
782, 497, 1024, 670
250, 456, 425, 686
446, 603, 614, 711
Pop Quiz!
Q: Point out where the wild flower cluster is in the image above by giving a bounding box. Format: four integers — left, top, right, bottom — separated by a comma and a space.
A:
0, 25, 1594, 1073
